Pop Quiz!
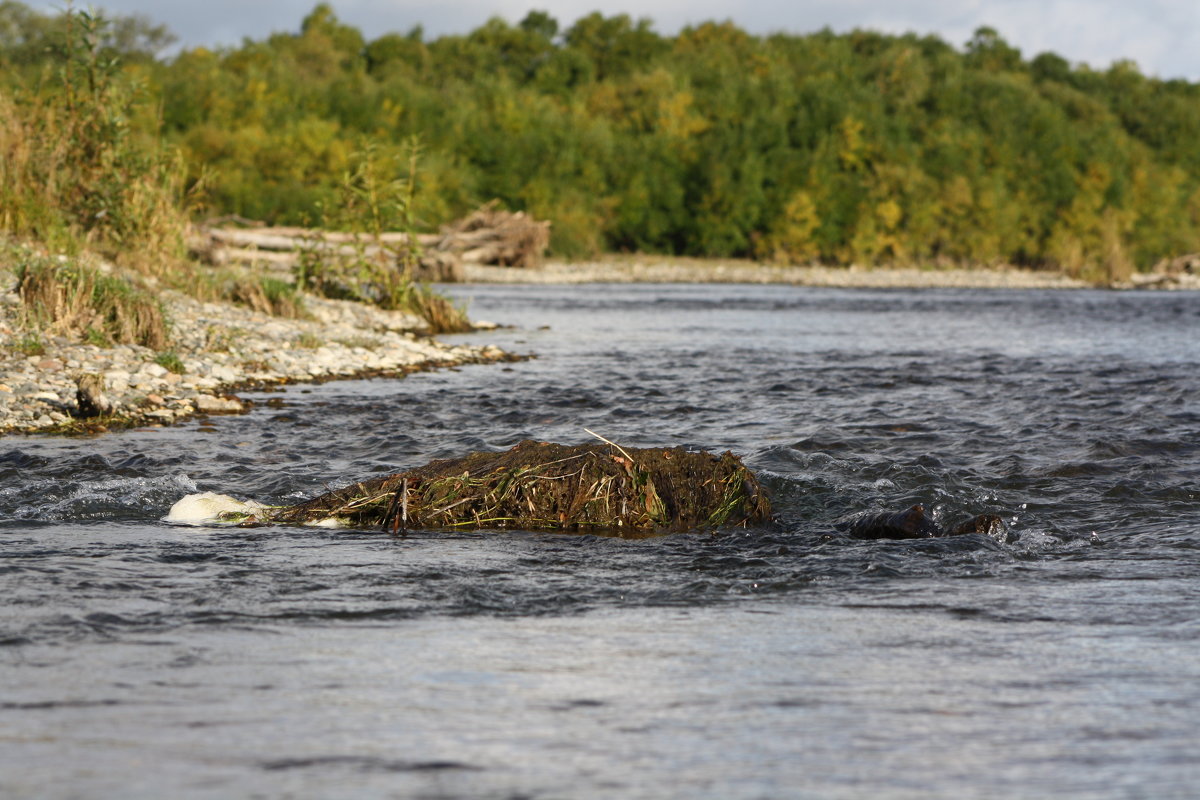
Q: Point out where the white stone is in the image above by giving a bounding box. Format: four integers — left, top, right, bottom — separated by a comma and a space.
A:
104, 370, 131, 391
194, 394, 243, 413
140, 363, 169, 378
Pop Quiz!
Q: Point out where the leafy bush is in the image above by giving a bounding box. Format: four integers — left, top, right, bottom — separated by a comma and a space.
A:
0, 8, 191, 272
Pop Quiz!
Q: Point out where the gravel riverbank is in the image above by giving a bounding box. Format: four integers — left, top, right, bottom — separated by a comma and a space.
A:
5, 255, 1195, 437
466, 258, 1096, 288
0, 272, 510, 436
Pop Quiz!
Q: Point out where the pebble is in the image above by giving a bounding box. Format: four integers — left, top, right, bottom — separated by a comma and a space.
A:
0, 271, 509, 435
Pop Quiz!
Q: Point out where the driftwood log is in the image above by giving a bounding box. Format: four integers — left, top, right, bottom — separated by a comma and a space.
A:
190, 203, 551, 283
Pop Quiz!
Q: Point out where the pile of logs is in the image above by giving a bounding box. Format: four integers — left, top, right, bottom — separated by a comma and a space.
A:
437, 201, 552, 269
191, 202, 551, 283
1128, 252, 1200, 289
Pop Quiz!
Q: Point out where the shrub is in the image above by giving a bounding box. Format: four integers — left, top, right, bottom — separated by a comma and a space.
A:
0, 8, 191, 272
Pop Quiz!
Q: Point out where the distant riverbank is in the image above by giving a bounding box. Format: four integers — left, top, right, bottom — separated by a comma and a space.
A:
468, 257, 1200, 290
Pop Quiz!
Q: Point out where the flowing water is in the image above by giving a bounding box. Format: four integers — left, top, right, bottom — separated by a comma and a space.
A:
3, 284, 1200, 798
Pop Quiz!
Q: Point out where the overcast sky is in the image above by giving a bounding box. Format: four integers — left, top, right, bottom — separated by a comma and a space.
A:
39, 0, 1200, 80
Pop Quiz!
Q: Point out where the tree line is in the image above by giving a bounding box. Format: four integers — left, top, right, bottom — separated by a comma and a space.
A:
2, 2, 1199, 279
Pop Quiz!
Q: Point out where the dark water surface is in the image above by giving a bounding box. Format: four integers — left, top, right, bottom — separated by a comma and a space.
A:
3, 284, 1200, 798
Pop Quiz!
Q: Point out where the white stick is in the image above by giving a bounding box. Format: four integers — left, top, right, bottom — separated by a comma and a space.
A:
583, 428, 635, 463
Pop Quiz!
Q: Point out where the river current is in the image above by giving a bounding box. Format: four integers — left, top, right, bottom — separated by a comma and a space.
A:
2, 283, 1199, 798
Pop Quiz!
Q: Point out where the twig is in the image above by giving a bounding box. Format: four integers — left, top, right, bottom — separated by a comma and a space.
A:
382, 477, 409, 537
402, 478, 409, 527
584, 428, 635, 463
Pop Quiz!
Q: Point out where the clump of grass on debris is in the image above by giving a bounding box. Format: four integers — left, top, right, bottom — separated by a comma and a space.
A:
261, 439, 772, 537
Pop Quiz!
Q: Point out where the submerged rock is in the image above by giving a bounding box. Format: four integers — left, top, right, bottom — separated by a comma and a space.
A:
839, 504, 1007, 541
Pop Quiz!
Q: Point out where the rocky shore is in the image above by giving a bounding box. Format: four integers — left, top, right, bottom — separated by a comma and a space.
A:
5, 254, 1196, 437
0, 272, 510, 436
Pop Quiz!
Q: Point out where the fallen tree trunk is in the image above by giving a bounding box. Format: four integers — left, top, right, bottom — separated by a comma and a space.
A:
191, 203, 551, 279
259, 440, 771, 536
193, 235, 464, 282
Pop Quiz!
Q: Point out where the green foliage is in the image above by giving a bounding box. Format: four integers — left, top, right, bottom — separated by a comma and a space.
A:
154, 350, 185, 374
5, 2, 1200, 278
11, 331, 45, 356
0, 6, 190, 272
288, 142, 471, 332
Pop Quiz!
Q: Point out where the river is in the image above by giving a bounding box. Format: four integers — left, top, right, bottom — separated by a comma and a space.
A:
2, 283, 1199, 798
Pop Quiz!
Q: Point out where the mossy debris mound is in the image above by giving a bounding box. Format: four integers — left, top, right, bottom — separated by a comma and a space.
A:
267, 440, 771, 535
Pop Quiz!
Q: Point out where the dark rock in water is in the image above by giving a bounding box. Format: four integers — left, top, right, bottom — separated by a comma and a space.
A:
75, 373, 111, 418
841, 504, 1007, 541
945, 513, 1006, 537
842, 504, 941, 539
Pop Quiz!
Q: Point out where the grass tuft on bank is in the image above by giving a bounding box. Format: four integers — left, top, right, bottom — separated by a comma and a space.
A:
12, 246, 168, 349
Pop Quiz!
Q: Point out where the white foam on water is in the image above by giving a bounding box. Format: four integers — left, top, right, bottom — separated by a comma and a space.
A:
0, 473, 200, 521
165, 492, 268, 525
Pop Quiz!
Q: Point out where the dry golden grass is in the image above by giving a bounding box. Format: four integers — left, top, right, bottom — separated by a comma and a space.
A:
228, 276, 308, 319
13, 251, 169, 349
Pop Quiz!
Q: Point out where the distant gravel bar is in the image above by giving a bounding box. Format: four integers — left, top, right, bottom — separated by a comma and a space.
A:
0, 272, 511, 436
469, 259, 1096, 289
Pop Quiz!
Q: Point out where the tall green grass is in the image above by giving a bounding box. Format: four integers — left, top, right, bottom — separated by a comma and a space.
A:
296, 142, 472, 333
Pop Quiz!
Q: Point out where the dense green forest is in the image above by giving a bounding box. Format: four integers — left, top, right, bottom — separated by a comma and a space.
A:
3, 2, 1200, 279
